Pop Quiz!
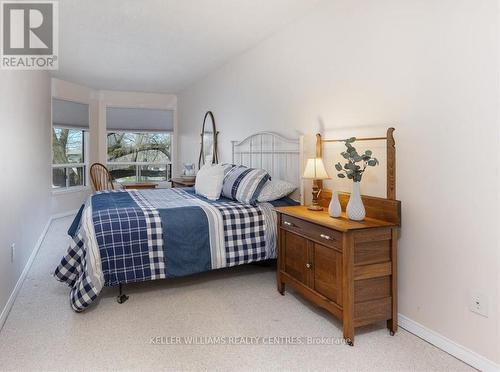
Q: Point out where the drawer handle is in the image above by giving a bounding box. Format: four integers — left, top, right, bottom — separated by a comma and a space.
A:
305, 263, 312, 269
320, 233, 332, 240
283, 221, 295, 227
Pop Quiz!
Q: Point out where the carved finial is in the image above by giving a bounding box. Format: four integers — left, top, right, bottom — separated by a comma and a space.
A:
316, 133, 322, 158
387, 127, 395, 147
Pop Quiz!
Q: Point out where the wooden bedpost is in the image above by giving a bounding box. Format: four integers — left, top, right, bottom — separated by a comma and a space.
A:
315, 133, 323, 158
386, 127, 396, 200
315, 133, 323, 190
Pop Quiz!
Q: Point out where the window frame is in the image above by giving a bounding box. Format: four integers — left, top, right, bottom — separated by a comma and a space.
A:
106, 130, 173, 184
51, 96, 90, 192
51, 127, 89, 192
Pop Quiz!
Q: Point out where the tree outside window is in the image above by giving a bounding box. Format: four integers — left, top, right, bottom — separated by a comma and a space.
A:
52, 128, 86, 189
107, 132, 171, 183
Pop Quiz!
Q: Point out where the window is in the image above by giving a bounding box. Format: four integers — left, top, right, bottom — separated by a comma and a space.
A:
107, 132, 172, 183
52, 99, 89, 190
52, 128, 86, 188
106, 107, 174, 183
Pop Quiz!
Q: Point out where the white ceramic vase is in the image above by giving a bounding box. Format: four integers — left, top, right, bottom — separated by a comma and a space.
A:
328, 190, 341, 218
347, 182, 365, 221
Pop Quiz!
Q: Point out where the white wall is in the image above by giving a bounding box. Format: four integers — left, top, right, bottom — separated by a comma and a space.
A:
50, 79, 177, 215
178, 0, 499, 365
0, 71, 51, 322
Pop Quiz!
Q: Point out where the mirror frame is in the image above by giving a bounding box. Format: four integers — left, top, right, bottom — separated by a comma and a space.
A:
198, 111, 219, 169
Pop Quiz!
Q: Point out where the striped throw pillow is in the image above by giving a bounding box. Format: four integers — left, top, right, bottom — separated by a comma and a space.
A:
222, 165, 270, 205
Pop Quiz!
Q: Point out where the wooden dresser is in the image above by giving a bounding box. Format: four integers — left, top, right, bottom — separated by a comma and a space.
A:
170, 178, 196, 188
121, 182, 158, 190
276, 198, 400, 346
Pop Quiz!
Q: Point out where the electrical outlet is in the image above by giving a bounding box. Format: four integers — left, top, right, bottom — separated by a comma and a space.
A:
470, 293, 489, 317
10, 243, 15, 263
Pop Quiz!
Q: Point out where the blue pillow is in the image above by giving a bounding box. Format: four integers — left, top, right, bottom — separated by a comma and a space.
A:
222, 165, 270, 205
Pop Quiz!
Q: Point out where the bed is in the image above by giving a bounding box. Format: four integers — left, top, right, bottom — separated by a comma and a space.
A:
54, 132, 302, 312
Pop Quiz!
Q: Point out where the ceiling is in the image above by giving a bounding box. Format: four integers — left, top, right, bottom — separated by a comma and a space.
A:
52, 0, 321, 94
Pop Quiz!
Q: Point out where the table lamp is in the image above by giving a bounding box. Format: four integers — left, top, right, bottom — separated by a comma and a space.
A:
303, 158, 330, 211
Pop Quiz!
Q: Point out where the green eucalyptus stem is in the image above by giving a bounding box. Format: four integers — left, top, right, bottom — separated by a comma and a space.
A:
335, 137, 379, 182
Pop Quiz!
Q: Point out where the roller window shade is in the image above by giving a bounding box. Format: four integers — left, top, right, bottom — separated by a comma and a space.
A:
106, 107, 174, 132
52, 98, 90, 129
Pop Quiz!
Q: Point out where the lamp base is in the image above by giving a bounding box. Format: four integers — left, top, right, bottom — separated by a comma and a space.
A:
309, 184, 323, 211
307, 204, 323, 211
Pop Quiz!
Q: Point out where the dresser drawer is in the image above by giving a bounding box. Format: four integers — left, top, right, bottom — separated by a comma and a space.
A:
281, 215, 342, 250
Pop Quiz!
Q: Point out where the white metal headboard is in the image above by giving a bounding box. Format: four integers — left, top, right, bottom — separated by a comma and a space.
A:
231, 132, 303, 201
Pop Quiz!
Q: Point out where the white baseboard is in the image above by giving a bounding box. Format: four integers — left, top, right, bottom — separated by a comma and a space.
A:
0, 217, 52, 331
399, 314, 499, 372
0, 209, 78, 332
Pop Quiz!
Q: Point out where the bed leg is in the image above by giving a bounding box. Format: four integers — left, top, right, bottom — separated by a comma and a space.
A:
117, 283, 129, 304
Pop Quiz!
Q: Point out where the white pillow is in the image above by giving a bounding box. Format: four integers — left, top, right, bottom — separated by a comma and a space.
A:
195, 164, 225, 200
257, 179, 296, 202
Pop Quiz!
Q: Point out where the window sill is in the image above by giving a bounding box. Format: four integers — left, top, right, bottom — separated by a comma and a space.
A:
51, 186, 90, 196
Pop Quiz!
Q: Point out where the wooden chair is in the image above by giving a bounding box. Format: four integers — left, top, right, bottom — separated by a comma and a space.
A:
90, 163, 115, 192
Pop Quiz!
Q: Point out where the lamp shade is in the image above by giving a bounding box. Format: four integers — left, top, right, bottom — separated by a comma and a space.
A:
303, 158, 330, 180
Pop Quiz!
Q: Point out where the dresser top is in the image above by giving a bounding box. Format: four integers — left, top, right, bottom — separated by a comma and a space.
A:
170, 177, 196, 186
275, 205, 398, 232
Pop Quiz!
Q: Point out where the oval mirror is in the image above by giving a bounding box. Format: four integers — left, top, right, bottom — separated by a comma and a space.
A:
198, 111, 219, 169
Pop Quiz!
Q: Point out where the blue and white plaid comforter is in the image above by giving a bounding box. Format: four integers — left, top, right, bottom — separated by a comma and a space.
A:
54, 188, 281, 312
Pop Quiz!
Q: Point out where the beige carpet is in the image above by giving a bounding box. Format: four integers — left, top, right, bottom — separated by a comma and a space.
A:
0, 216, 473, 372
